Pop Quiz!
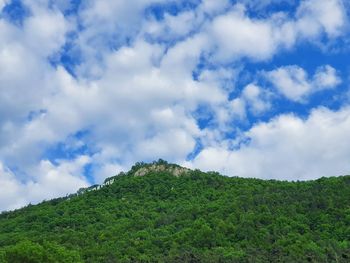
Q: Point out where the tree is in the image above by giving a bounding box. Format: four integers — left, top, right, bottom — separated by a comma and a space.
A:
1, 241, 82, 263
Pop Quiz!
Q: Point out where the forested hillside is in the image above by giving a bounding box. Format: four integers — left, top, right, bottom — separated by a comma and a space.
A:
0, 161, 349, 262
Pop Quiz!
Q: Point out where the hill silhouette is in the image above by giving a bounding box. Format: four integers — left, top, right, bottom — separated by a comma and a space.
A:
0, 160, 349, 262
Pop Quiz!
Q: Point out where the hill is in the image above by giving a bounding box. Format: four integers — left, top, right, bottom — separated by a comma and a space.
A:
0, 160, 349, 262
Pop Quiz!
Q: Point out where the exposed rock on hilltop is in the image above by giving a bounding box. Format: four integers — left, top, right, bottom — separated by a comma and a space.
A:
76, 160, 191, 196
133, 162, 191, 177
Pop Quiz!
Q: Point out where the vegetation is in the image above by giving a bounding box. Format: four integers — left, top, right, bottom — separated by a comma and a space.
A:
0, 161, 349, 262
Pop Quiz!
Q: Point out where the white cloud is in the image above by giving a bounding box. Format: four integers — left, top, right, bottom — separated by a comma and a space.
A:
72, 0, 168, 77
206, 0, 347, 62
198, 67, 238, 93
227, 83, 272, 120
143, 11, 197, 41
0, 5, 72, 167
30, 156, 90, 199
0, 19, 58, 124
142, 0, 231, 42
0, 162, 25, 211
92, 162, 125, 184
230, 98, 247, 120
296, 0, 346, 38
200, 0, 230, 15
0, 34, 224, 196
0, 157, 89, 211
209, 5, 277, 61
266, 65, 341, 101
23, 9, 70, 57
242, 84, 271, 114
136, 128, 196, 161
266, 65, 311, 101
0, 0, 348, 211
313, 65, 342, 89
191, 106, 350, 180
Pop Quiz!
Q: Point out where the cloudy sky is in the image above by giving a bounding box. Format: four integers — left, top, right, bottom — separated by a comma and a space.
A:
0, 0, 350, 211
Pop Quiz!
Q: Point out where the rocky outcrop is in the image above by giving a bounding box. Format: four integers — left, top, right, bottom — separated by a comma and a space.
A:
133, 164, 191, 177
74, 161, 191, 197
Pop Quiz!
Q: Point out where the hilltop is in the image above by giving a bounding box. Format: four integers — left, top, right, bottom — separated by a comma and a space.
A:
73, 160, 191, 196
0, 160, 349, 262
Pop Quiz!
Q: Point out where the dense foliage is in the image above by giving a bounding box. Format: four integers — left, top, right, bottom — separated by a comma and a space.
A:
0, 163, 349, 262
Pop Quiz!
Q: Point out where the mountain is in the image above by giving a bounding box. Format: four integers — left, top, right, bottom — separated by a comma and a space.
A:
0, 160, 349, 262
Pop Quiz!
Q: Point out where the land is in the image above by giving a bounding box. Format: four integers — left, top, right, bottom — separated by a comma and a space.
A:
0, 160, 349, 262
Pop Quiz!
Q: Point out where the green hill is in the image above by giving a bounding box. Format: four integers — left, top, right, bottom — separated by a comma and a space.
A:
0, 160, 349, 262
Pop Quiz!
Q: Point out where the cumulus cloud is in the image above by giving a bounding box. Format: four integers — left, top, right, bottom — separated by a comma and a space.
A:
265, 65, 341, 102
0, 157, 89, 211
209, 5, 277, 61
206, 0, 347, 62
0, 162, 24, 211
296, 0, 346, 38
228, 83, 272, 121
313, 65, 342, 89
0, 0, 349, 211
230, 98, 247, 120
191, 106, 350, 180
266, 66, 312, 101
0, 14, 68, 124
143, 11, 197, 41
200, 0, 231, 15
241, 84, 272, 114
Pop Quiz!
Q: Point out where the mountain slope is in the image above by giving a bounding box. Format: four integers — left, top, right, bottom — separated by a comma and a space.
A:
0, 161, 349, 262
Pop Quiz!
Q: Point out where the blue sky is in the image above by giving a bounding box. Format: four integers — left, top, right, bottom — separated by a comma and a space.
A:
0, 0, 350, 211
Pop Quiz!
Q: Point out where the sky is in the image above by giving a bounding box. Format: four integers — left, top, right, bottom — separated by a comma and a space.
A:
0, 0, 350, 211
